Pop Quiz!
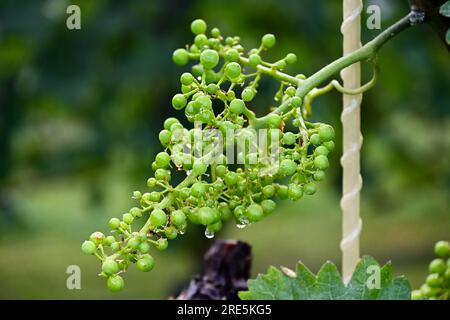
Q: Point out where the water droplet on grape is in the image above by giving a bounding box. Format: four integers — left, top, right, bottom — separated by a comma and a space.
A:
236, 223, 246, 229
204, 229, 215, 239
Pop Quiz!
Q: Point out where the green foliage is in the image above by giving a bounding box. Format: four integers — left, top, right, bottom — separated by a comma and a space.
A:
239, 256, 411, 300
412, 240, 450, 300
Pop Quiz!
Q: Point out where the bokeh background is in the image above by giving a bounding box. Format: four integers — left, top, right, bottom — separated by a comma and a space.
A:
0, 0, 448, 299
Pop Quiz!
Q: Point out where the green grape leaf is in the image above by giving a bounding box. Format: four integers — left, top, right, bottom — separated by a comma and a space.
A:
440, 1, 450, 17
239, 255, 411, 300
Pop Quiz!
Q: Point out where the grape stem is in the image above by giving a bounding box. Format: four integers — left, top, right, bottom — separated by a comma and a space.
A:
250, 10, 425, 128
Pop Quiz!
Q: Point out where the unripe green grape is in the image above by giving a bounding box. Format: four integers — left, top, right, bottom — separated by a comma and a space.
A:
191, 19, 207, 35
169, 122, 184, 132
196, 95, 212, 109
245, 204, 264, 222
109, 218, 120, 230
434, 241, 449, 258
426, 273, 441, 287
90, 232, 105, 245
277, 185, 289, 199
215, 165, 227, 177
285, 86, 296, 97
227, 90, 236, 100
314, 146, 329, 156
164, 117, 179, 130
119, 221, 129, 230
229, 99, 246, 114
155, 152, 171, 168
274, 60, 286, 70
213, 179, 225, 190
107, 275, 124, 292
172, 48, 189, 66
194, 34, 208, 47
190, 44, 200, 53
208, 38, 220, 49
127, 237, 141, 249
130, 207, 142, 218
207, 83, 218, 94
318, 124, 335, 142
211, 27, 220, 38
150, 209, 167, 227
224, 172, 238, 186
102, 259, 119, 275
104, 236, 115, 246
122, 213, 134, 225
283, 132, 297, 145
411, 290, 423, 300
304, 182, 317, 195
225, 49, 240, 62
172, 94, 187, 110
310, 134, 321, 145
313, 170, 326, 181
262, 185, 275, 198
179, 187, 190, 199
261, 199, 276, 215
262, 34, 276, 48
111, 242, 120, 252
242, 87, 256, 102
164, 226, 178, 239
136, 254, 155, 272
81, 240, 96, 255
155, 238, 168, 251
197, 207, 220, 225
285, 53, 297, 65
207, 220, 223, 233
170, 210, 186, 227
193, 162, 208, 175
323, 141, 335, 151
234, 205, 245, 220
191, 182, 207, 198
248, 53, 261, 67
429, 258, 446, 275
147, 178, 157, 188
200, 49, 219, 69
225, 62, 241, 79
291, 96, 302, 107
180, 72, 195, 86
266, 114, 282, 128
138, 241, 150, 254
288, 184, 303, 200
158, 129, 172, 146
279, 159, 297, 176
314, 155, 329, 170
192, 64, 203, 77
218, 203, 232, 221
155, 168, 170, 181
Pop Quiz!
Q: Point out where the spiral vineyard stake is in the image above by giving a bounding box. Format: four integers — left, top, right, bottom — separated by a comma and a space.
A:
340, 0, 363, 284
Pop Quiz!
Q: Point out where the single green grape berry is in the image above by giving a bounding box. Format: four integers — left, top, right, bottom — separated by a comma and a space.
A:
172, 48, 189, 66
180, 72, 195, 86
147, 178, 157, 189
226, 90, 236, 100
207, 83, 218, 94
191, 182, 207, 198
137, 254, 155, 272
310, 134, 321, 145
242, 87, 256, 102
211, 27, 220, 37
155, 168, 170, 181
314, 145, 329, 156
429, 258, 446, 275
229, 99, 246, 114
225, 49, 240, 62
119, 221, 128, 230
191, 19, 207, 35
81, 240, 96, 255
261, 199, 276, 215
283, 132, 297, 145
163, 117, 179, 130
102, 259, 119, 275
155, 152, 171, 168
193, 162, 208, 175
218, 203, 232, 221
225, 62, 241, 79
196, 95, 212, 109
207, 220, 223, 233
267, 114, 282, 129
274, 60, 286, 70
200, 49, 219, 69
107, 275, 124, 292
279, 159, 297, 176
194, 34, 208, 47
277, 185, 289, 199
150, 209, 167, 227
138, 241, 150, 254
323, 141, 335, 151
169, 122, 183, 132
90, 231, 105, 245
304, 182, 317, 195
155, 238, 168, 251
172, 94, 187, 110
108, 218, 120, 230
426, 273, 441, 287
285, 53, 297, 64
104, 235, 115, 246
288, 184, 303, 201
130, 207, 142, 218
164, 226, 178, 239
215, 165, 227, 177
314, 155, 329, 170
262, 34, 276, 48
122, 213, 134, 225
158, 129, 172, 146
111, 242, 120, 252
248, 53, 261, 67
127, 237, 140, 249
411, 290, 423, 300
224, 172, 238, 186
148, 191, 161, 202
290, 96, 302, 107
245, 204, 264, 222
285, 86, 296, 97
197, 207, 220, 225
318, 124, 335, 142
262, 185, 275, 198
434, 241, 450, 258
313, 170, 326, 181
170, 210, 186, 227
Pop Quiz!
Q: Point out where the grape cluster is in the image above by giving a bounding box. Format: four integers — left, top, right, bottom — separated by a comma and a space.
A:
412, 240, 450, 300
82, 19, 335, 292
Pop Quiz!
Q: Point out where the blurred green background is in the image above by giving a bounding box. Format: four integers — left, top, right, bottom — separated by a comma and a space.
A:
0, 0, 448, 299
